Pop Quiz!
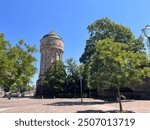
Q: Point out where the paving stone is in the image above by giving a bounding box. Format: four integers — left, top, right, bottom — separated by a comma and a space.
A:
0, 98, 149, 113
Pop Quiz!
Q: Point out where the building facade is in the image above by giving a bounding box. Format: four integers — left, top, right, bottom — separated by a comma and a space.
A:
35, 32, 64, 97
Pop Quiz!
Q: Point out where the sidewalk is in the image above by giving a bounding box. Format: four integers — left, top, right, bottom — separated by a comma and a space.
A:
0, 98, 150, 113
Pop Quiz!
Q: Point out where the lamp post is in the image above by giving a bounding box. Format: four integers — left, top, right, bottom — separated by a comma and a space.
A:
79, 74, 83, 103
143, 25, 150, 44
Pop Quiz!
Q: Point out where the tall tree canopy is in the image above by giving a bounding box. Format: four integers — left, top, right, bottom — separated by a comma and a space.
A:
66, 58, 79, 87
66, 58, 80, 97
79, 17, 150, 111
0, 33, 37, 93
88, 39, 150, 112
80, 17, 144, 64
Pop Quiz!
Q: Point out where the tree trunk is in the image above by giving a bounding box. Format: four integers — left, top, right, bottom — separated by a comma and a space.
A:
118, 87, 123, 112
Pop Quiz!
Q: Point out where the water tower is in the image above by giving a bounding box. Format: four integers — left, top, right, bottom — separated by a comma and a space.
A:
35, 32, 64, 97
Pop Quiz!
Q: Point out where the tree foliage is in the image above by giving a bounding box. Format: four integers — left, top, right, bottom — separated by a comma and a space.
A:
88, 39, 150, 111
65, 58, 90, 98
0, 33, 37, 93
80, 17, 144, 64
44, 60, 67, 97
79, 17, 149, 108
66, 58, 79, 86
65, 58, 80, 97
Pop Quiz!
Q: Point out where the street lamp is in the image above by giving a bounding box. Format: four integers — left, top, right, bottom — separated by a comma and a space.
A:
143, 25, 150, 44
79, 74, 83, 103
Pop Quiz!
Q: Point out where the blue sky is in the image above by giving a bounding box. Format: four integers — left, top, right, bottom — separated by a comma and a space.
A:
0, 0, 150, 84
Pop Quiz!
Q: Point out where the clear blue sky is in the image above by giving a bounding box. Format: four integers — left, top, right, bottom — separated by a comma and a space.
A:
0, 0, 150, 84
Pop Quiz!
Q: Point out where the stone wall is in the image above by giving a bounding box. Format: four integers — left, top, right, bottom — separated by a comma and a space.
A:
97, 78, 150, 100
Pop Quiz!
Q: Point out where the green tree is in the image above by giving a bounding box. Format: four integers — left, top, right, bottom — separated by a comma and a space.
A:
0, 33, 11, 91
80, 17, 147, 100
66, 58, 79, 97
81, 18, 130, 64
88, 39, 150, 112
80, 17, 144, 64
44, 60, 67, 97
79, 18, 145, 99
0, 33, 37, 94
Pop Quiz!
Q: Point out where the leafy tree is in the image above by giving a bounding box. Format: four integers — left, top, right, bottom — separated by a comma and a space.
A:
0, 33, 11, 90
79, 18, 145, 99
78, 64, 87, 87
44, 60, 67, 97
80, 18, 134, 63
0, 33, 37, 94
80, 17, 144, 64
80, 17, 148, 100
66, 58, 79, 97
88, 39, 150, 112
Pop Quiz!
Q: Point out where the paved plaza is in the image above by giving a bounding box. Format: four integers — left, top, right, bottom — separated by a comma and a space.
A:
0, 98, 150, 113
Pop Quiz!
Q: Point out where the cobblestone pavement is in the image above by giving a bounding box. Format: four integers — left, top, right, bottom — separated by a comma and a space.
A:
0, 98, 150, 113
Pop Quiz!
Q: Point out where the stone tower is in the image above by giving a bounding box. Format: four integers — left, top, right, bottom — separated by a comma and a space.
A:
35, 32, 64, 97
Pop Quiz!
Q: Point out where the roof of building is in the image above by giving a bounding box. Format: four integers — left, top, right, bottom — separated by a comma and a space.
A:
41, 31, 63, 41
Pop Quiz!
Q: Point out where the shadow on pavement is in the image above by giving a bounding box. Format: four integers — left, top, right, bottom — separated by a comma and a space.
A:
44, 100, 135, 106
76, 110, 135, 113
45, 101, 106, 106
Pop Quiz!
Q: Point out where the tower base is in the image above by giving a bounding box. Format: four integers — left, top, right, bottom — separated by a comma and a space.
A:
35, 79, 55, 98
